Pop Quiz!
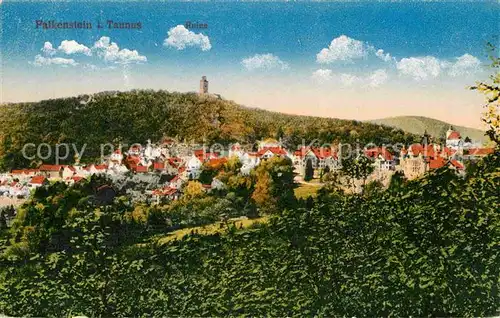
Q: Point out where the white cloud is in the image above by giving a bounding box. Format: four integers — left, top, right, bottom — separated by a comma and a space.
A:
312, 68, 388, 88
92, 36, 147, 64
163, 25, 211, 51
32, 54, 77, 67
58, 40, 91, 56
368, 69, 389, 87
396, 54, 481, 80
448, 54, 481, 77
340, 73, 359, 86
317, 35, 367, 64
396, 56, 442, 80
311, 69, 333, 82
241, 53, 289, 71
41, 42, 57, 56
375, 49, 393, 62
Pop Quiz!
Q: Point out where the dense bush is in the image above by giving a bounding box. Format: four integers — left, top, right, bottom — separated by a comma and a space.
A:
0, 150, 498, 317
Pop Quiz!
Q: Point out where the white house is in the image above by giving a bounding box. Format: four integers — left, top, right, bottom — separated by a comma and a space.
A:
110, 149, 124, 163
169, 175, 185, 189
446, 127, 463, 149
62, 166, 77, 180
186, 155, 203, 179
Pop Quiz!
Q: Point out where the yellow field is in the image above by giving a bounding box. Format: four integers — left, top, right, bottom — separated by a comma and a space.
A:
155, 216, 269, 245
294, 183, 322, 199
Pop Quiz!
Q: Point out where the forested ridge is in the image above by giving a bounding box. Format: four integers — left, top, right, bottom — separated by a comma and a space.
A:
0, 90, 418, 170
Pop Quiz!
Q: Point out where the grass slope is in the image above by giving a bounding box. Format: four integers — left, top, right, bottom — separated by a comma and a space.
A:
368, 116, 487, 143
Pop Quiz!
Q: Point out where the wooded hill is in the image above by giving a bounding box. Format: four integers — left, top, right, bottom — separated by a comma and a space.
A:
0, 90, 418, 170
369, 116, 487, 143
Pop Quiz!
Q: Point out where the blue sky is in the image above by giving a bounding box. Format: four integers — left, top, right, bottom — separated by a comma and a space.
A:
1, 1, 498, 128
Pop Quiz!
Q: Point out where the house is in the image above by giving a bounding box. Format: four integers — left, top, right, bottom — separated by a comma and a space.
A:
128, 145, 142, 156
257, 138, 281, 150
8, 181, 28, 198
194, 149, 220, 161
462, 147, 495, 161
293, 147, 339, 171
152, 161, 165, 172
169, 175, 184, 189
152, 186, 180, 204
39, 164, 63, 179
62, 166, 77, 179
83, 164, 107, 175
66, 176, 85, 185
228, 143, 244, 159
186, 155, 203, 179
240, 152, 260, 175
400, 156, 428, 180
110, 149, 124, 164
130, 164, 149, 173
211, 178, 225, 190
446, 127, 463, 149
28, 175, 48, 188
257, 147, 288, 160
364, 147, 395, 171
399, 144, 466, 179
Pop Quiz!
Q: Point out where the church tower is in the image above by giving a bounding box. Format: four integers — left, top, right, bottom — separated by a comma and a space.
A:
199, 76, 208, 94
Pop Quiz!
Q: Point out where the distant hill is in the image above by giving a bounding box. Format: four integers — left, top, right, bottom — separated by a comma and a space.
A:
368, 116, 487, 143
0, 90, 419, 170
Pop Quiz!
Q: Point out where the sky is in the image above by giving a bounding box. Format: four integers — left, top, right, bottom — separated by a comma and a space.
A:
1, 1, 498, 129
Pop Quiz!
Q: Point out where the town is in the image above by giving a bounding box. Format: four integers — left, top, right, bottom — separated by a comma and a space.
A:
0, 126, 494, 206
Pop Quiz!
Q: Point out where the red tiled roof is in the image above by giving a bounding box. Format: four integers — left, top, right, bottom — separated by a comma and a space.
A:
450, 160, 464, 170
29, 175, 46, 185
133, 165, 148, 173
94, 164, 108, 170
295, 147, 337, 160
11, 170, 24, 174
468, 148, 495, 156
441, 147, 456, 157
72, 176, 84, 183
170, 175, 181, 183
39, 164, 63, 171
153, 162, 165, 170
257, 147, 287, 157
153, 187, 178, 196
207, 157, 228, 166
428, 157, 446, 169
365, 147, 393, 161
194, 150, 220, 160
447, 131, 461, 140
126, 156, 141, 165
231, 144, 241, 151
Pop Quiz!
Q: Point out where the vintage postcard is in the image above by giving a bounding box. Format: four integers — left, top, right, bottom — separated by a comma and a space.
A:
0, 0, 499, 316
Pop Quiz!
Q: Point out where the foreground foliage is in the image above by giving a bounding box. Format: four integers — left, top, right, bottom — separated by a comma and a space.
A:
0, 150, 498, 317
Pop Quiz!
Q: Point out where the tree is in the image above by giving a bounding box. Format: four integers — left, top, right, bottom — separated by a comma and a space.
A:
340, 153, 375, 193
304, 159, 314, 181
252, 156, 295, 214
182, 181, 205, 201
471, 42, 500, 145
321, 165, 330, 182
